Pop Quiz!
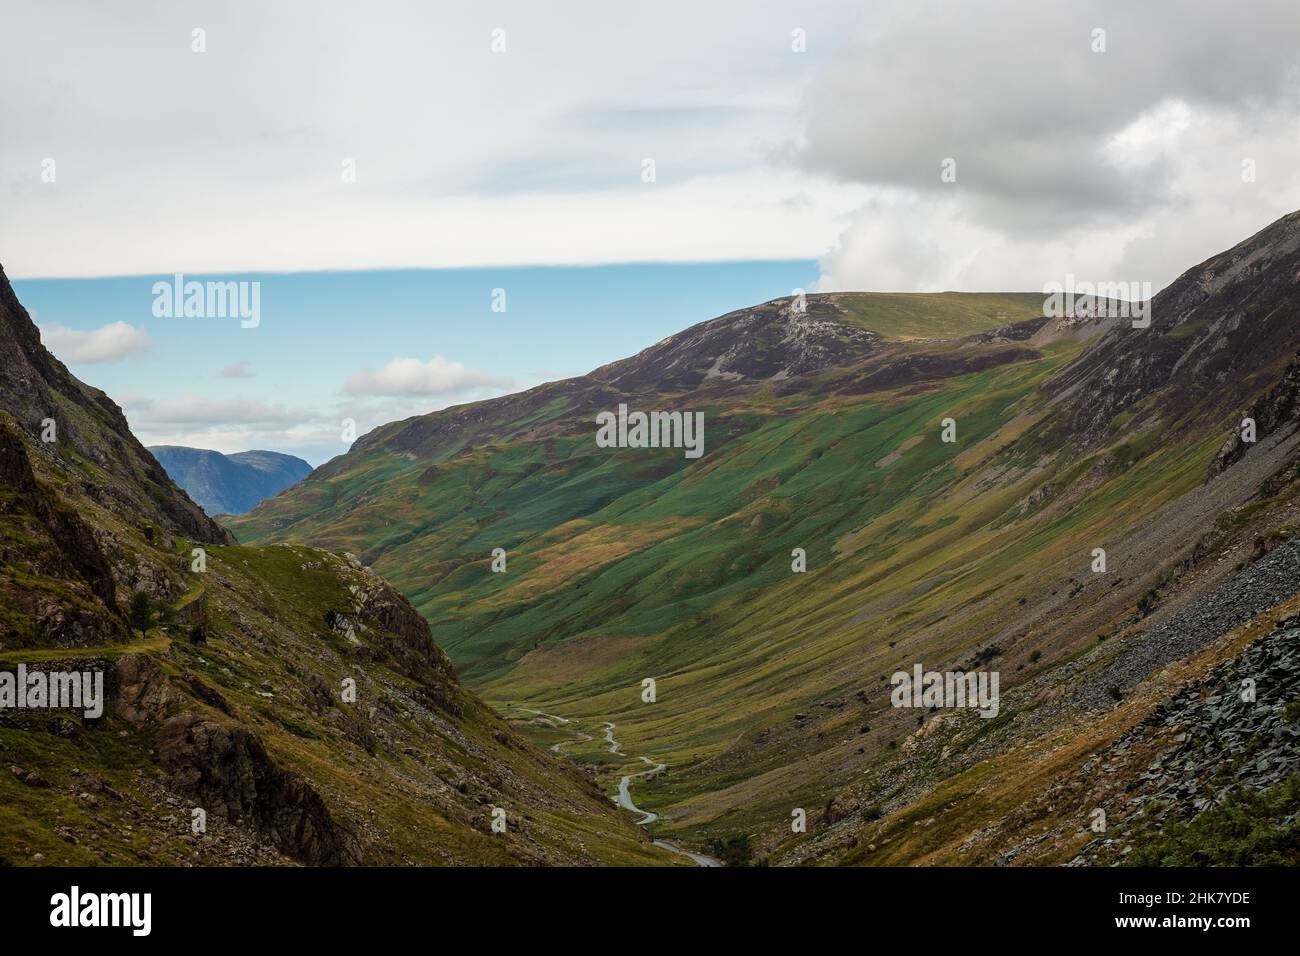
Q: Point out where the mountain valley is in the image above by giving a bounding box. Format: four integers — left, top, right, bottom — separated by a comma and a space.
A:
229, 212, 1300, 865
0, 264, 670, 867
5, 211, 1300, 867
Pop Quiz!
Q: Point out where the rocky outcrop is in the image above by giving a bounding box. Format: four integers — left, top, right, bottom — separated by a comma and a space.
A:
0, 419, 124, 644
1046, 209, 1300, 448
110, 653, 359, 865
113, 653, 185, 727
1071, 619, 1300, 865
350, 570, 462, 717
589, 296, 882, 392
1209, 351, 1300, 477
158, 714, 361, 865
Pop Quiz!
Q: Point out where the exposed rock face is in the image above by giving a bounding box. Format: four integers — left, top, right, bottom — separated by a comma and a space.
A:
589, 296, 882, 392
967, 315, 1052, 344
350, 570, 462, 717
1209, 351, 1300, 477
158, 714, 360, 865
0, 422, 117, 607
1071, 620, 1300, 865
0, 420, 125, 644
1027, 311, 1121, 345
111, 653, 359, 865
113, 653, 185, 727
0, 263, 231, 545
1046, 210, 1300, 448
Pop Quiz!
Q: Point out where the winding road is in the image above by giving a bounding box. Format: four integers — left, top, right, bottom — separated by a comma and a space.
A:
615, 755, 666, 824
522, 709, 596, 753
526, 710, 721, 867
550, 731, 592, 754
602, 721, 623, 754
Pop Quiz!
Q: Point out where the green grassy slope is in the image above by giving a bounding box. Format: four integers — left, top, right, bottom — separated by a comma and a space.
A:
226, 231, 1300, 859
1, 512, 674, 866
227, 287, 1204, 847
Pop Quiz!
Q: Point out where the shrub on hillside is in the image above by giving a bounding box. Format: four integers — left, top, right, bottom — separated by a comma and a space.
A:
1124, 776, 1300, 866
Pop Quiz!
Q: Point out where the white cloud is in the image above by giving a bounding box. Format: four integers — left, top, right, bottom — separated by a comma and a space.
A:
343, 356, 513, 397
221, 360, 254, 378
39, 321, 153, 363
801, 0, 1300, 293
7, 170, 867, 279
7, 0, 1296, 302
0, 0, 864, 279
122, 393, 338, 465
122, 394, 313, 428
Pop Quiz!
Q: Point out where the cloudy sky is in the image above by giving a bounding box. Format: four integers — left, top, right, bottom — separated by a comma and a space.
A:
4, 0, 1300, 463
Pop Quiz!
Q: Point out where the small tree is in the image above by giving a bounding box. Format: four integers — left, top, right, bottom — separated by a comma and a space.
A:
187, 603, 209, 644
128, 591, 152, 637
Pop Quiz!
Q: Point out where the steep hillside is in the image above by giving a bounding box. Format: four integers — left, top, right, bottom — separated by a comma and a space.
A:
0, 272, 226, 546
0, 264, 671, 867
150, 446, 313, 516
1046, 208, 1300, 447
227, 210, 1300, 864
788, 539, 1300, 866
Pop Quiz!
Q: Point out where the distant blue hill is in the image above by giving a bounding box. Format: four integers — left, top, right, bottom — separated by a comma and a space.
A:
149, 446, 312, 516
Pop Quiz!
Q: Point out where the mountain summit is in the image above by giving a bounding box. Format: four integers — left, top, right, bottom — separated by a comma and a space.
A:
149, 446, 313, 516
